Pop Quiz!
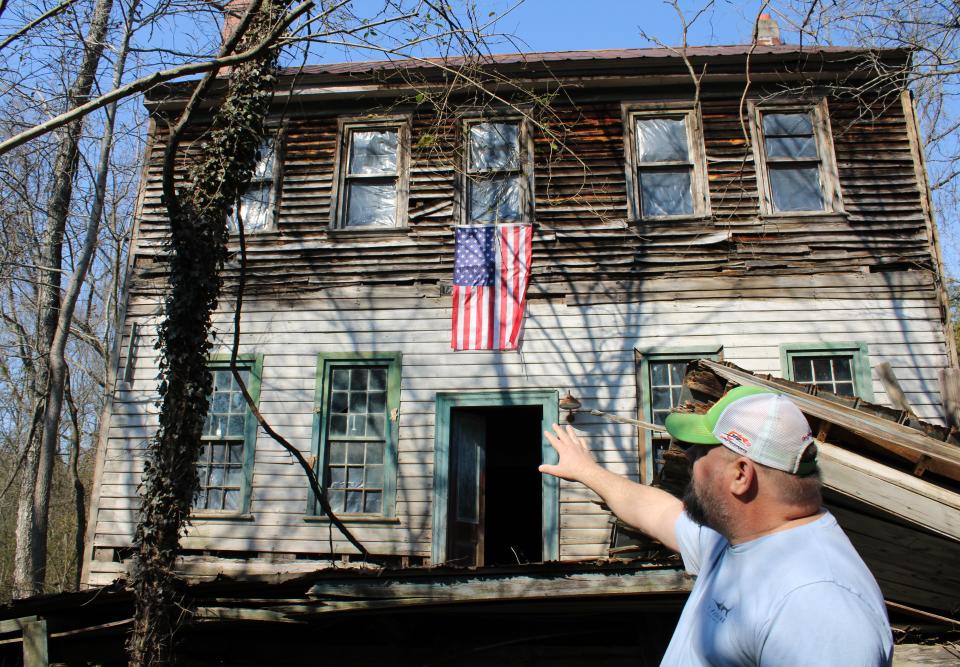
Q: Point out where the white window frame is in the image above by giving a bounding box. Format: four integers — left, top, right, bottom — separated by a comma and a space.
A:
622, 102, 710, 221
331, 116, 410, 230
750, 98, 843, 215
461, 116, 533, 225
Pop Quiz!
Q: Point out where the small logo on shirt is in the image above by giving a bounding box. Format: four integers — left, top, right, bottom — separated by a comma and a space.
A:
709, 599, 731, 624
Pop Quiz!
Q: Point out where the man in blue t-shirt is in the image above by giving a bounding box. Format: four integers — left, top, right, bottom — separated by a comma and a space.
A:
540, 385, 893, 666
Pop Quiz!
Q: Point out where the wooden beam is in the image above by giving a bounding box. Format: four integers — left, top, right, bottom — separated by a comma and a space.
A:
22, 619, 47, 667
939, 368, 960, 431
701, 360, 960, 481
818, 441, 960, 541
304, 567, 691, 611
876, 362, 916, 419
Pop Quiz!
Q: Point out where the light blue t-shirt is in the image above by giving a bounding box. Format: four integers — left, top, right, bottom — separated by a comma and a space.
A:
660, 511, 893, 666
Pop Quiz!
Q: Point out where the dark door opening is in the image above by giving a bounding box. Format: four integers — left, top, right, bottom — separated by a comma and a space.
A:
448, 405, 543, 567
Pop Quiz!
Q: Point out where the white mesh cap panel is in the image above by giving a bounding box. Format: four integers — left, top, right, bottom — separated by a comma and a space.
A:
712, 393, 814, 473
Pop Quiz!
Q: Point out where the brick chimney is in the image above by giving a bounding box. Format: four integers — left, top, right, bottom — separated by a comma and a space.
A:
221, 0, 253, 45
755, 13, 782, 46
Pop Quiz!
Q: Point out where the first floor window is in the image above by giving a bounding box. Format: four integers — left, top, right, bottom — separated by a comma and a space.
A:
781, 343, 872, 401
325, 366, 388, 514
636, 348, 722, 481
196, 357, 262, 513
312, 353, 401, 517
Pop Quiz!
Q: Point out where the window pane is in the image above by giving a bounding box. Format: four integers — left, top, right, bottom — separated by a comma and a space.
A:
834, 358, 853, 381
763, 113, 813, 136
332, 369, 350, 390
329, 466, 346, 488
347, 466, 364, 489
329, 415, 347, 436
813, 358, 833, 383
368, 391, 386, 414
766, 136, 817, 159
670, 363, 687, 384
346, 181, 397, 227
367, 414, 385, 438
328, 489, 344, 512
639, 169, 693, 216
652, 387, 672, 410
350, 369, 368, 391
345, 490, 363, 513
364, 491, 382, 514
330, 441, 346, 463
636, 117, 689, 162
835, 382, 855, 396
237, 183, 272, 232
348, 442, 365, 464
226, 415, 245, 437
251, 139, 276, 180
224, 489, 240, 511
469, 122, 520, 171
469, 174, 522, 222
366, 464, 383, 488
349, 130, 398, 175
349, 391, 367, 412
330, 391, 348, 413
793, 358, 813, 383
348, 414, 365, 436
650, 362, 668, 386
769, 166, 823, 212
226, 465, 242, 486
208, 489, 223, 510
366, 442, 384, 465
369, 369, 387, 391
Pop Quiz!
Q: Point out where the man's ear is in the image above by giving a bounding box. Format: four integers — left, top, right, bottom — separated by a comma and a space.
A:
728, 457, 756, 498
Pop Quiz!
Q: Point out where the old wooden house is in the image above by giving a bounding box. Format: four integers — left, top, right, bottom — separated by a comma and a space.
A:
74, 31, 959, 653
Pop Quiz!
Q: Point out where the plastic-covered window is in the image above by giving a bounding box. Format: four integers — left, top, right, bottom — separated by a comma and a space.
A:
343, 128, 400, 227
235, 138, 277, 232
467, 121, 523, 223
634, 117, 694, 217
761, 111, 825, 212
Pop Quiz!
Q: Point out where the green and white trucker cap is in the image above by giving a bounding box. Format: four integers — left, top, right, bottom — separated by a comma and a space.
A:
664, 386, 817, 475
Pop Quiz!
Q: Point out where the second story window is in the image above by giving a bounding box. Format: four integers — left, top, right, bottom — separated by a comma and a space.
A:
752, 101, 842, 214
625, 107, 708, 220
335, 121, 408, 228
234, 137, 279, 233
466, 120, 528, 223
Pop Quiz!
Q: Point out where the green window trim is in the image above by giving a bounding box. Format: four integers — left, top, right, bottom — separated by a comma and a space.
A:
779, 342, 874, 402
635, 346, 722, 484
309, 352, 402, 518
194, 353, 263, 517
432, 390, 559, 565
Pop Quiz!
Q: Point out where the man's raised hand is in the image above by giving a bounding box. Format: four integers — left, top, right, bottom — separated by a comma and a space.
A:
539, 423, 601, 482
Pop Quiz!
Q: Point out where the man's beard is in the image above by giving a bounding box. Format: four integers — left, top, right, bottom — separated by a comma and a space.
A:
683, 478, 733, 536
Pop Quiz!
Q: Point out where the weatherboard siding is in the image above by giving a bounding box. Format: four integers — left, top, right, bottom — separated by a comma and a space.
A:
84, 283, 951, 585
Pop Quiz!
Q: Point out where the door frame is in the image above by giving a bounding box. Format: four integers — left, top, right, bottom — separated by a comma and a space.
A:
432, 390, 559, 565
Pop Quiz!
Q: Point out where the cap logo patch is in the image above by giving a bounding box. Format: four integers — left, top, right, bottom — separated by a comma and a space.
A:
719, 430, 751, 451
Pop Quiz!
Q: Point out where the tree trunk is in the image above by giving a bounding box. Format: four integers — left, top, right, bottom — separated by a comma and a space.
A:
129, 1, 285, 662
13, 0, 115, 598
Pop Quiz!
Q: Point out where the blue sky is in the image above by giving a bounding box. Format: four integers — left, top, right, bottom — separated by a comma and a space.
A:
488, 0, 763, 52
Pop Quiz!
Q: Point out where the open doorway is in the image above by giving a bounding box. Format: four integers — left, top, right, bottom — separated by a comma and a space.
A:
448, 406, 543, 567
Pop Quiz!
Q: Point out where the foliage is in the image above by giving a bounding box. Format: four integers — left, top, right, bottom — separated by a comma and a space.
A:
128, 2, 285, 663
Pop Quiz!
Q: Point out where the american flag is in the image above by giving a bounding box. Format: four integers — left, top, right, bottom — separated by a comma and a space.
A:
452, 224, 533, 351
